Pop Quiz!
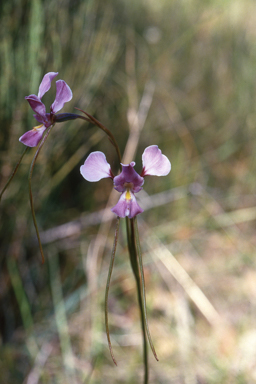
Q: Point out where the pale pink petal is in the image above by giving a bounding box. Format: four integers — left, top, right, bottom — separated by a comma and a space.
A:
141, 145, 171, 177
80, 152, 112, 182
38, 72, 58, 99
51, 80, 73, 114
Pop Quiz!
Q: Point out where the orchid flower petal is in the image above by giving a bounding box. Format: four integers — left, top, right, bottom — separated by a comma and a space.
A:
51, 80, 73, 114
33, 114, 45, 124
141, 145, 171, 177
25, 95, 46, 118
113, 163, 144, 193
38, 72, 58, 99
111, 191, 144, 218
33, 113, 51, 127
19, 125, 47, 147
80, 151, 112, 182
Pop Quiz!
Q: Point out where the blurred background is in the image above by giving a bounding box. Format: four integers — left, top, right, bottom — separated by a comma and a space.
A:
1, 0, 256, 382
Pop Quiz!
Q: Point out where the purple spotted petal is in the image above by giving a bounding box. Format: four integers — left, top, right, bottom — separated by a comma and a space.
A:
111, 191, 144, 218
113, 163, 144, 193
38, 72, 58, 99
51, 80, 73, 114
25, 95, 46, 118
80, 151, 112, 182
19, 125, 47, 147
141, 145, 171, 177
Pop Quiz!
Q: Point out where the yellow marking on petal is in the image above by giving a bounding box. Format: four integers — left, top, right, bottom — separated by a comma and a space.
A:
125, 189, 132, 201
32, 124, 44, 131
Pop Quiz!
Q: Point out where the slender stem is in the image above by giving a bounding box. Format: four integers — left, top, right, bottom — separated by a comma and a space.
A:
105, 217, 120, 365
74, 108, 122, 166
0, 147, 29, 202
134, 217, 158, 361
126, 217, 148, 384
28, 125, 55, 264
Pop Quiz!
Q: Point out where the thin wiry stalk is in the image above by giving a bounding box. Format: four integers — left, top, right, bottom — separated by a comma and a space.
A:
127, 217, 148, 384
105, 216, 120, 365
74, 108, 122, 166
28, 124, 55, 264
134, 217, 158, 362
0, 147, 29, 202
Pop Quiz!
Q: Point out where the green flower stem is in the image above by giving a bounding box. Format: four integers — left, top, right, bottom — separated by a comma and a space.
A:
0, 146, 29, 202
126, 217, 149, 384
134, 217, 158, 362
28, 124, 55, 264
105, 217, 120, 365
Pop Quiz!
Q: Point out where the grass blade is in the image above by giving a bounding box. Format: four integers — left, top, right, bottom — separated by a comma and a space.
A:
105, 216, 120, 365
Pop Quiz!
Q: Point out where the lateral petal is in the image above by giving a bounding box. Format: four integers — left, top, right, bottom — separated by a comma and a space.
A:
141, 145, 171, 177
51, 80, 73, 114
80, 151, 112, 182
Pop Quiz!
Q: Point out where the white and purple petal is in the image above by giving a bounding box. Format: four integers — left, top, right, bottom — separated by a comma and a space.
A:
141, 145, 171, 177
51, 80, 73, 114
19, 125, 47, 147
111, 191, 144, 218
113, 163, 144, 193
80, 151, 112, 182
38, 72, 58, 99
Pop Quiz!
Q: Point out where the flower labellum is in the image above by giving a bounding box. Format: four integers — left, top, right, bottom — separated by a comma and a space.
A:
80, 145, 171, 218
19, 72, 73, 147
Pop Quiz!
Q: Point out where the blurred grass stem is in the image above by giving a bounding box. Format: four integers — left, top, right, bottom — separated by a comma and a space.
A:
48, 248, 78, 383
0, 147, 29, 202
7, 257, 38, 358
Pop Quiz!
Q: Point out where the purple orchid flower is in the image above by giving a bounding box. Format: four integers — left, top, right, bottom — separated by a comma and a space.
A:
19, 72, 73, 147
80, 145, 171, 218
